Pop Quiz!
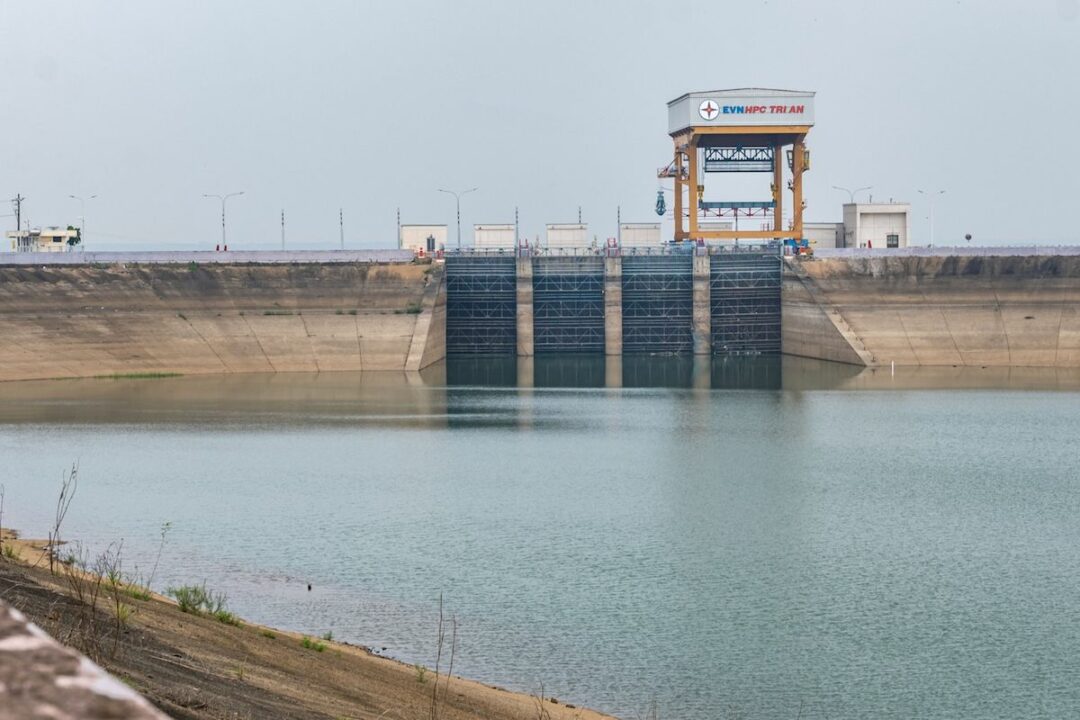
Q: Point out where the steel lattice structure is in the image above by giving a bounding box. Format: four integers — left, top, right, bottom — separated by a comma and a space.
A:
622, 255, 694, 353
709, 252, 782, 355
445, 255, 517, 354
703, 146, 775, 172
532, 257, 605, 354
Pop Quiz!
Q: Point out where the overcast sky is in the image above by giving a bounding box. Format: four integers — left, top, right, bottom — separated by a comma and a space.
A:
2, 0, 1078, 249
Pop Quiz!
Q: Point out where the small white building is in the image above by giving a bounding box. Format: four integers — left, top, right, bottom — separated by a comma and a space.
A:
399, 224, 447, 255
473, 224, 516, 251
699, 222, 735, 246
804, 222, 844, 249
619, 223, 661, 249
545, 223, 592, 250
841, 203, 911, 249
7, 227, 80, 253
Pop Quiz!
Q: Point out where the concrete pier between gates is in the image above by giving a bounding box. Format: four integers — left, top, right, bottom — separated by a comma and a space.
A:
515, 257, 534, 357
604, 257, 623, 356
692, 254, 711, 355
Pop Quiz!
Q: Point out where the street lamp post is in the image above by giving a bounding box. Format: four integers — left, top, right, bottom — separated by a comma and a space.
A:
68, 194, 97, 245
832, 185, 872, 204
203, 192, 244, 248
437, 187, 478, 249
917, 189, 946, 247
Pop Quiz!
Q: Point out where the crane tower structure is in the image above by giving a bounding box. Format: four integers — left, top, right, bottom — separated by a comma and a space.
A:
660, 88, 815, 243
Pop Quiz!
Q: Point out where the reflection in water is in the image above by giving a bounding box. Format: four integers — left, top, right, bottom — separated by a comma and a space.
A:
441, 354, 1080, 391
1, 356, 1079, 429
445, 354, 784, 389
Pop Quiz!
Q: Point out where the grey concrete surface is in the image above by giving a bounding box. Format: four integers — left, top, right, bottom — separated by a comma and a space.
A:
0, 601, 169, 720
516, 258, 534, 357
0, 250, 414, 265
692, 254, 711, 355
603, 257, 622, 356
814, 246, 1080, 259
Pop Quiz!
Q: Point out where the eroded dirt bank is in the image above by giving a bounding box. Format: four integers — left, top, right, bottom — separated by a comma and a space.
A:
0, 536, 611, 720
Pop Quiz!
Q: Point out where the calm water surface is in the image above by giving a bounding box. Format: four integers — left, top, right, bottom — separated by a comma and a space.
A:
1, 357, 1079, 720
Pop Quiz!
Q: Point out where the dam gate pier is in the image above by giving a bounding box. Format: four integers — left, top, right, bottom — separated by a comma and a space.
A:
444, 249, 782, 358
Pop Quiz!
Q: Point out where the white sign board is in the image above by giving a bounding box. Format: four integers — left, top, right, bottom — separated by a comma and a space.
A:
668, 89, 815, 134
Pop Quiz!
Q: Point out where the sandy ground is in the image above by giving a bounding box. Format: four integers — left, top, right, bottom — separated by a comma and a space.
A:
0, 533, 616, 720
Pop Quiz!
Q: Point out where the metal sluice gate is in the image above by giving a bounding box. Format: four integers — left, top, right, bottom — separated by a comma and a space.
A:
621, 255, 694, 354
445, 251, 781, 356
444, 255, 517, 354
533, 256, 605, 353
710, 253, 782, 354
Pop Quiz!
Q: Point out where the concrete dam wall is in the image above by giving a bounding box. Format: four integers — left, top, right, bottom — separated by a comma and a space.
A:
783, 254, 1080, 367
5, 250, 1079, 383
0, 260, 445, 381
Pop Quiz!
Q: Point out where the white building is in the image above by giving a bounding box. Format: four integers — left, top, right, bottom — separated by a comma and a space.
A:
619, 223, 661, 249
473, 224, 516, 251
7, 227, 80, 253
399, 224, 447, 255
545, 223, 592, 250
804, 222, 844, 249
841, 203, 911, 249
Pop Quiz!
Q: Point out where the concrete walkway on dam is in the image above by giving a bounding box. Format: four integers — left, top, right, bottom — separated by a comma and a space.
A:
783, 251, 1080, 368
0, 249, 414, 265
0, 259, 446, 381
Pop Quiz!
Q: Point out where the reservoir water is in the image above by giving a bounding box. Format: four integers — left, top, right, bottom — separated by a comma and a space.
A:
2, 356, 1079, 719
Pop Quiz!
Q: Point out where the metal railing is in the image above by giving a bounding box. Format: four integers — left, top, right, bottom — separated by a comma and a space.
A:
812, 245, 1080, 259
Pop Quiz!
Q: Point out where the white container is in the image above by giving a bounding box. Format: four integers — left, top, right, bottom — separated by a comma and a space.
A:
546, 223, 590, 250
473, 224, 516, 250
619, 223, 662, 248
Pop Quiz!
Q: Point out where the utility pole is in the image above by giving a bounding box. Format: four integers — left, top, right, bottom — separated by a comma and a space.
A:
339, 208, 344, 250
11, 195, 25, 234
918, 189, 946, 247
203, 191, 244, 248
281, 209, 285, 250
436, 187, 478, 250
832, 185, 872, 204
68, 195, 97, 246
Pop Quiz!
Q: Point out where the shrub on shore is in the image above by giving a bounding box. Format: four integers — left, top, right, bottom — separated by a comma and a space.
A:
300, 636, 326, 652
167, 583, 239, 626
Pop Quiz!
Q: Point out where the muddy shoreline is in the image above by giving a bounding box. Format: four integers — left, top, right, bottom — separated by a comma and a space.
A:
0, 533, 614, 720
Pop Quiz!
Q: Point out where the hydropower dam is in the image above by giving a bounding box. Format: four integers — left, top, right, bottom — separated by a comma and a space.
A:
0, 247, 1079, 383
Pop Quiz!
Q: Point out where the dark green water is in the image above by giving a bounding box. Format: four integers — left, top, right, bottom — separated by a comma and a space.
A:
1, 356, 1079, 719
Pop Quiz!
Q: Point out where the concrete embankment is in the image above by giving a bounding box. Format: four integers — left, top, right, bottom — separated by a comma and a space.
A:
0, 258, 446, 381
783, 253, 1080, 367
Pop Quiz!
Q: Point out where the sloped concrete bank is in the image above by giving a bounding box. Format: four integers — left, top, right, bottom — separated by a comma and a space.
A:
0, 261, 446, 381
783, 254, 1080, 367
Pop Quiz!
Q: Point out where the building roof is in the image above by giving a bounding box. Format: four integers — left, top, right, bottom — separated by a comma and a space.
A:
6, 228, 79, 238
668, 88, 815, 105
843, 202, 910, 211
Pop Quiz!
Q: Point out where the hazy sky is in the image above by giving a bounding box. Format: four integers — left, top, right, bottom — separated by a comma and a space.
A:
2, 0, 1078, 249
